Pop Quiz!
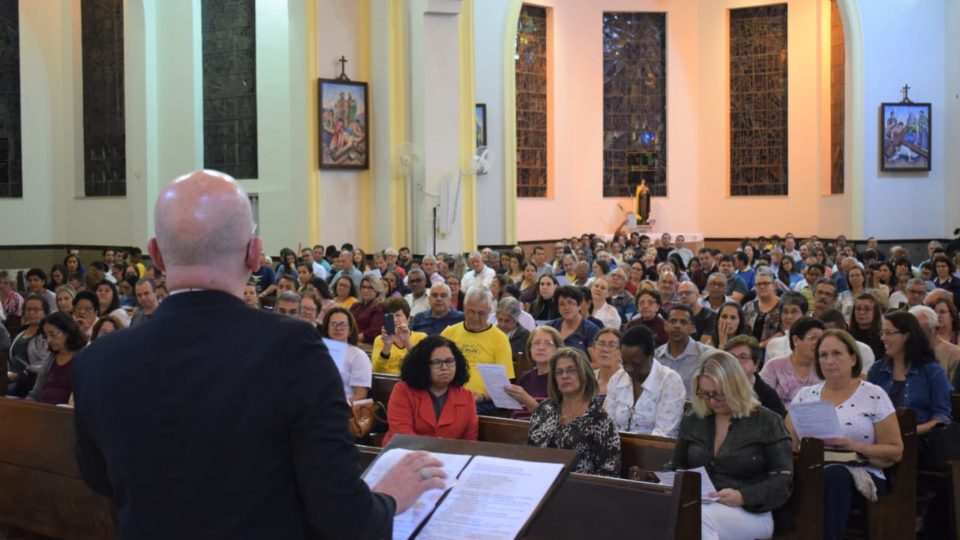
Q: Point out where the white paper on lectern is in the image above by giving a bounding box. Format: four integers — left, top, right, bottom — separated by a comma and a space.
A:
362, 448, 471, 540
417, 456, 564, 540
788, 400, 844, 439
476, 364, 523, 410
322, 338, 348, 373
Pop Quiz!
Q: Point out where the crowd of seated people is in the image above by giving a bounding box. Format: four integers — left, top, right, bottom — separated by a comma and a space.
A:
5, 233, 960, 538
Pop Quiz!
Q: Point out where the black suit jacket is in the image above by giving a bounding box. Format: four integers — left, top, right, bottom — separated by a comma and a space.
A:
74, 290, 394, 540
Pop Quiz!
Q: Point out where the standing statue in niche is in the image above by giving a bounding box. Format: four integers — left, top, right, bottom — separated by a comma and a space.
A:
634, 179, 651, 225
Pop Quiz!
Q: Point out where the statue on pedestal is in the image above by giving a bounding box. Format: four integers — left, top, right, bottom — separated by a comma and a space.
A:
634, 179, 651, 225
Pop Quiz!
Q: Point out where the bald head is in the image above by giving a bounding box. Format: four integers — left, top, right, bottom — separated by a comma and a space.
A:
149, 170, 260, 295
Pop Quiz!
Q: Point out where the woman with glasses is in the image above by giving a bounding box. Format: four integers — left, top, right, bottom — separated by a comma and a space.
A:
527, 347, 621, 477
603, 325, 685, 437
27, 311, 88, 404
837, 266, 868, 320
787, 330, 902, 540
7, 295, 51, 397
669, 350, 793, 540
382, 336, 478, 445
741, 268, 781, 348
71, 291, 99, 338
868, 311, 951, 436
625, 290, 668, 346
320, 308, 371, 402
332, 276, 358, 310
504, 326, 562, 419
848, 292, 885, 359
592, 328, 622, 398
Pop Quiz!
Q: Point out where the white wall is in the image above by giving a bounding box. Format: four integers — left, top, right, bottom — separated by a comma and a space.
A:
473, 0, 510, 245
945, 0, 960, 237
860, 0, 947, 239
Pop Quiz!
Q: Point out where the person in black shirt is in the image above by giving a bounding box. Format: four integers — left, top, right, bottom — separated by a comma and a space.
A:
723, 335, 786, 416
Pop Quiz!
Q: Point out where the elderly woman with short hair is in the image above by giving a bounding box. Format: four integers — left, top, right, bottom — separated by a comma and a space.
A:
504, 326, 563, 419
349, 275, 386, 344
527, 347, 621, 476
668, 350, 793, 540
495, 297, 531, 363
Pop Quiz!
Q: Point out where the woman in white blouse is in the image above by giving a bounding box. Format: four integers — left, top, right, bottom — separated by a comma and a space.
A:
603, 325, 685, 437
588, 277, 623, 329
320, 307, 372, 402
786, 329, 902, 540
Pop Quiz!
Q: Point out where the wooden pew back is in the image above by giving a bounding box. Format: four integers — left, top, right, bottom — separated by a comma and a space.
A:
0, 398, 114, 540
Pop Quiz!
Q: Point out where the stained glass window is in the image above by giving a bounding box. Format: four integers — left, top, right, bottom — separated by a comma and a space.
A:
603, 12, 666, 197
515, 5, 547, 198
82, 0, 127, 196
729, 4, 788, 196
830, 0, 845, 194
202, 0, 259, 180
0, 0, 21, 198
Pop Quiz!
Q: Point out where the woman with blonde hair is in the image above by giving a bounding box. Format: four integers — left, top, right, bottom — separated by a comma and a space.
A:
667, 350, 793, 540
349, 275, 385, 344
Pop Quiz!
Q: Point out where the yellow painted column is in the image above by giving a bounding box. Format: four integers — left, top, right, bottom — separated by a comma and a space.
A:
459, 0, 477, 251
357, 0, 374, 250
501, 0, 523, 244
388, 0, 409, 248
305, 0, 321, 243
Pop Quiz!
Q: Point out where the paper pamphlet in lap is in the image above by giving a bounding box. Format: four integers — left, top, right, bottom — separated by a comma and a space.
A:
476, 364, 523, 410
788, 400, 844, 439
363, 448, 564, 540
655, 466, 719, 502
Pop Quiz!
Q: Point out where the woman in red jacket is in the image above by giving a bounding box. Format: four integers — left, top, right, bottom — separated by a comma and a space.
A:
383, 336, 479, 445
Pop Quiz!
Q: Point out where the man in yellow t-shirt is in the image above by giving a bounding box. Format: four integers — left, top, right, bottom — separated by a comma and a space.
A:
441, 287, 514, 407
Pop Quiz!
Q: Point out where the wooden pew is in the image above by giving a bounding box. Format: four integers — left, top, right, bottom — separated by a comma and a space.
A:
477, 415, 826, 540
370, 373, 400, 406
846, 408, 918, 539
0, 398, 114, 540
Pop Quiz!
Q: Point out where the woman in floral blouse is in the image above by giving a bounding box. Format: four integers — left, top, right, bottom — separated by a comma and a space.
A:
526, 347, 621, 476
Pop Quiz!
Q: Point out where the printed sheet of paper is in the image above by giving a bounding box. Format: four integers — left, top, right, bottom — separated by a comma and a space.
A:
655, 467, 719, 502
788, 400, 844, 439
322, 338, 348, 373
417, 456, 564, 540
362, 449, 471, 540
476, 364, 523, 410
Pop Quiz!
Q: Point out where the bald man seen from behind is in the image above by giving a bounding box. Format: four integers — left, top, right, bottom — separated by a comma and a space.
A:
73, 170, 446, 540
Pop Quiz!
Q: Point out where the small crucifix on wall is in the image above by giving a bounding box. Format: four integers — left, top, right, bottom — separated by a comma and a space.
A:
337, 56, 350, 81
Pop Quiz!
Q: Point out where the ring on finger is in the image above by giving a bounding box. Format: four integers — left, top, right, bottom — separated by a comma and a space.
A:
420, 467, 433, 480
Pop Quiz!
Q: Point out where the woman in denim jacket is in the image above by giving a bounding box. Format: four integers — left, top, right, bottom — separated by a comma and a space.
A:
867, 311, 952, 436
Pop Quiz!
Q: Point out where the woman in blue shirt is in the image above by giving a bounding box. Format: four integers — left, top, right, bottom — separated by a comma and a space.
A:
867, 311, 952, 436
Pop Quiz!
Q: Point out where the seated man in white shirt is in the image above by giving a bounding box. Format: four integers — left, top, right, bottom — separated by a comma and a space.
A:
403, 269, 430, 317
460, 252, 495, 291
603, 324, 686, 437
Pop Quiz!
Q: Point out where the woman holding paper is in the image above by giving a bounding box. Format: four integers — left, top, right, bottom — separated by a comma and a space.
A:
383, 336, 479, 445
668, 350, 793, 540
527, 348, 621, 477
504, 326, 563, 420
786, 330, 903, 540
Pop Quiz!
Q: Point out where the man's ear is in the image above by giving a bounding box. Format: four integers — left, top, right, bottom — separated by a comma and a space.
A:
147, 238, 165, 272
246, 237, 263, 272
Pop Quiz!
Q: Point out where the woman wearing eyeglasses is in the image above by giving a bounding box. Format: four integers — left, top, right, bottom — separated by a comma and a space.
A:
787, 330, 902, 540
603, 325, 685, 437
740, 268, 782, 348
868, 311, 951, 437
669, 350, 793, 540
527, 347, 621, 477
504, 326, 562, 419
320, 308, 371, 403
7, 295, 51, 397
382, 336, 478, 445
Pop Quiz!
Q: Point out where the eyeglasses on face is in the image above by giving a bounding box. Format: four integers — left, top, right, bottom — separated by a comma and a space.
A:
695, 391, 726, 402
328, 321, 349, 330
429, 359, 456, 368
554, 367, 579, 378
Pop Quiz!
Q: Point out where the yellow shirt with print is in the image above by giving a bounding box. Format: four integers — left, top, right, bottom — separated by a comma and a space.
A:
371, 331, 428, 375
440, 322, 514, 395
